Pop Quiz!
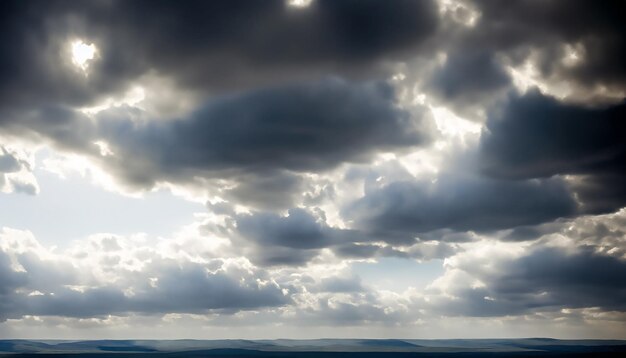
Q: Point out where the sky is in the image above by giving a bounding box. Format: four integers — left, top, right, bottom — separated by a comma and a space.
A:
0, 0, 625, 339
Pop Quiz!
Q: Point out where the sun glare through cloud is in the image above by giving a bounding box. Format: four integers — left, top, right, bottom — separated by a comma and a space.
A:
287, 0, 313, 8
70, 40, 96, 70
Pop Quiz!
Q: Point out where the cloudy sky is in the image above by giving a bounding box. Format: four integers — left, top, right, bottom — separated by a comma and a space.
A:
1, 0, 625, 339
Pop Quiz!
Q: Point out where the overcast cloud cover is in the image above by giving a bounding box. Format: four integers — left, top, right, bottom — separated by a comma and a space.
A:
0, 0, 625, 339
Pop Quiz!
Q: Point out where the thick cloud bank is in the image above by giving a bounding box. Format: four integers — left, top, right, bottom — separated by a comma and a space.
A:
97, 79, 428, 186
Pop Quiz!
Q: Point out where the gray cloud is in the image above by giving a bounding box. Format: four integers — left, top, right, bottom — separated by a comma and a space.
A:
0, 146, 37, 195
432, 246, 626, 317
344, 173, 577, 237
0, 1, 140, 110
0, 148, 21, 192
0, 245, 287, 321
1, 78, 430, 207
237, 208, 337, 251
314, 276, 365, 293
234, 208, 357, 266
0, 0, 439, 112
333, 243, 412, 260
233, 206, 451, 266
460, 0, 626, 99
0, 148, 21, 173
480, 90, 626, 214
414, 0, 626, 114
428, 49, 511, 108
96, 0, 440, 92
225, 172, 305, 211
0, 0, 436, 203
98, 79, 427, 186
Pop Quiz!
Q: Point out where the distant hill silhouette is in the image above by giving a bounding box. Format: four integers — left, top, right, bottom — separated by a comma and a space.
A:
1, 338, 626, 356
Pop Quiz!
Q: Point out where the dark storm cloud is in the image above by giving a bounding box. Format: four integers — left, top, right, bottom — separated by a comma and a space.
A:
480, 90, 626, 178
1, 78, 428, 199
0, 0, 436, 195
0, 0, 141, 109
420, 0, 626, 111
572, 174, 626, 215
0, 105, 98, 152
345, 174, 577, 237
0, 0, 439, 112
433, 247, 626, 317
502, 226, 551, 242
480, 90, 626, 213
465, 0, 626, 94
98, 79, 427, 187
428, 49, 511, 105
101, 0, 439, 91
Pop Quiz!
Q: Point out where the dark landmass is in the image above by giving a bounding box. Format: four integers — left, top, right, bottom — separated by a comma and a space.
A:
1, 339, 625, 357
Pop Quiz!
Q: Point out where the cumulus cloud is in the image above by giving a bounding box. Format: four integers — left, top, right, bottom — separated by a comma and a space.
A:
426, 243, 626, 317
0, 145, 38, 195
0, 229, 288, 321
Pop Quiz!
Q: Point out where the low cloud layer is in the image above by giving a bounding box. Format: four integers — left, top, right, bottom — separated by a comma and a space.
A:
0, 229, 288, 321
427, 241, 626, 317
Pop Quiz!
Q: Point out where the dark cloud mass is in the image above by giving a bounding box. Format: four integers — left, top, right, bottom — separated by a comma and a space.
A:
481, 91, 626, 179
428, 49, 511, 105
463, 0, 626, 97
345, 174, 577, 237
99, 79, 426, 186
234, 208, 360, 266
422, 0, 626, 111
0, 0, 437, 195
0, 0, 439, 110
432, 246, 626, 317
109, 0, 439, 90
237, 208, 337, 250
480, 90, 626, 213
